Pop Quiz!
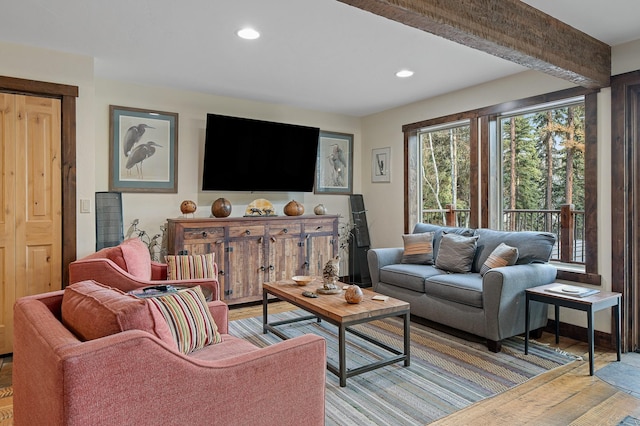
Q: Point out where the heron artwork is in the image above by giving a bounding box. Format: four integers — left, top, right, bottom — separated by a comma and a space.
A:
123, 123, 154, 157
126, 141, 162, 179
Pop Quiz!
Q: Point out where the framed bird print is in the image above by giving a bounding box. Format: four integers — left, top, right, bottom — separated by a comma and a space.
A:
371, 147, 391, 183
109, 105, 178, 193
315, 131, 353, 195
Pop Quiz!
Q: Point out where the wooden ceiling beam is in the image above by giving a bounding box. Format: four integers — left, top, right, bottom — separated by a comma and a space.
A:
338, 0, 611, 88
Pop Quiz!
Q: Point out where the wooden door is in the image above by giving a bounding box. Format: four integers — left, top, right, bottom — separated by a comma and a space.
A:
0, 94, 61, 354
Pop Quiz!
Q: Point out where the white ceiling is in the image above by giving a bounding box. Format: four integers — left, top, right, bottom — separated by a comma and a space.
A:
1, 0, 639, 117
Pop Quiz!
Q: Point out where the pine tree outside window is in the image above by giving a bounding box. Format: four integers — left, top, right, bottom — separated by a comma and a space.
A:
496, 97, 586, 264
418, 121, 471, 227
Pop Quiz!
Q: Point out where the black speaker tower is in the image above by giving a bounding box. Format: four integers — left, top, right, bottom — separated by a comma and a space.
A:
348, 194, 371, 287
95, 192, 124, 250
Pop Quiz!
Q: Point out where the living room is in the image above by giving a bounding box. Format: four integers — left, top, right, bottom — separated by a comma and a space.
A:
1, 0, 640, 424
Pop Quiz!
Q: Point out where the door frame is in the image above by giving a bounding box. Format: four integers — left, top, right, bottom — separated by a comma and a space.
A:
611, 70, 640, 352
0, 75, 77, 287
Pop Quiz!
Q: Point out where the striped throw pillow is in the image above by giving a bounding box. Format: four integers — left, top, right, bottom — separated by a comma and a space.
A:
480, 243, 519, 276
148, 286, 222, 354
165, 253, 216, 280
401, 232, 435, 265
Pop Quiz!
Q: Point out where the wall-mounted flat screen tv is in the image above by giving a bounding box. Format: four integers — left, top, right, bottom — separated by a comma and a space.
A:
202, 114, 320, 192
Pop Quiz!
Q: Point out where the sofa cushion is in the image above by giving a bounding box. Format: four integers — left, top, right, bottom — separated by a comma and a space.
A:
148, 286, 222, 354
435, 233, 478, 273
165, 253, 217, 280
189, 334, 261, 361
118, 238, 152, 280
413, 223, 474, 262
424, 273, 484, 308
480, 242, 519, 276
379, 264, 442, 293
401, 232, 434, 265
61, 280, 175, 347
473, 228, 556, 272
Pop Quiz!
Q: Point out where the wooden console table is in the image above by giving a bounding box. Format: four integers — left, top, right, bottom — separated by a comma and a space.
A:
166, 215, 338, 305
525, 283, 621, 375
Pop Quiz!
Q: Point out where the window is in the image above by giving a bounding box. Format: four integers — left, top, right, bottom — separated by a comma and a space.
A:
495, 98, 586, 265
404, 87, 599, 284
418, 121, 471, 227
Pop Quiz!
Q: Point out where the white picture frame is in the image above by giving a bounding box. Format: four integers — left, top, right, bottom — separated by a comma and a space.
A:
371, 147, 390, 183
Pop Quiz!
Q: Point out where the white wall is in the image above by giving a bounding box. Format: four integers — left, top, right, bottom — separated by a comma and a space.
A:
0, 41, 97, 257
95, 79, 362, 270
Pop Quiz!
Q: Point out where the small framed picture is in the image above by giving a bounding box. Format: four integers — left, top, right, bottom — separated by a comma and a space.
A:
372, 147, 391, 183
109, 105, 178, 193
315, 131, 353, 195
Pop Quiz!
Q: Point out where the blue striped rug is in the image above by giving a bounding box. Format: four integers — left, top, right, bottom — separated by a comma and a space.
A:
229, 310, 575, 425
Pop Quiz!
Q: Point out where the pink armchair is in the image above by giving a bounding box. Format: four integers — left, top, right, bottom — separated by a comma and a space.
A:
13, 288, 326, 425
69, 238, 220, 300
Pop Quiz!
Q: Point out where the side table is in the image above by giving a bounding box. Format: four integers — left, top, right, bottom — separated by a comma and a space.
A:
525, 283, 621, 376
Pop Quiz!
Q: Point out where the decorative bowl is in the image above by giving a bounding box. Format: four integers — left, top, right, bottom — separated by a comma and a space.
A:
292, 275, 313, 286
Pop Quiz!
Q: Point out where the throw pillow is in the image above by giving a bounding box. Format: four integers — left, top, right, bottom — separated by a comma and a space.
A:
148, 286, 222, 354
401, 232, 435, 265
165, 253, 217, 280
61, 280, 175, 347
435, 233, 479, 273
479, 243, 519, 276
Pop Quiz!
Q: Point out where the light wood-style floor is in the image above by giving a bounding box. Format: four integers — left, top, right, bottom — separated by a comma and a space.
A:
251, 301, 640, 425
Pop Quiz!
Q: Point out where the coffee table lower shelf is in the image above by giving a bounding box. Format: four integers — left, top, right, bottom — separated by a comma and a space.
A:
262, 282, 410, 387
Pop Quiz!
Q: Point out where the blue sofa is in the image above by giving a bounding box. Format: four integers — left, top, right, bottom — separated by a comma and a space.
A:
367, 223, 557, 352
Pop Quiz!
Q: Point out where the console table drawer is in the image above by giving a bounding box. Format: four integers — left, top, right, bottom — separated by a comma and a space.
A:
229, 225, 265, 238
183, 227, 224, 241
269, 222, 301, 236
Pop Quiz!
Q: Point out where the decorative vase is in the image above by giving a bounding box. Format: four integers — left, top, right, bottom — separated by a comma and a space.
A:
180, 200, 197, 215
211, 198, 232, 218
344, 285, 364, 304
314, 204, 327, 215
284, 200, 304, 216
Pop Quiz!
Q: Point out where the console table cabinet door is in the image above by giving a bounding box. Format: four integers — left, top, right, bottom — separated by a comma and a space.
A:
227, 225, 266, 302
175, 225, 226, 293
268, 221, 303, 282
304, 220, 338, 276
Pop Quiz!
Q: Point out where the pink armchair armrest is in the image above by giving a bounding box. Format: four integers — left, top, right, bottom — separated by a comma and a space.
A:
69, 257, 220, 300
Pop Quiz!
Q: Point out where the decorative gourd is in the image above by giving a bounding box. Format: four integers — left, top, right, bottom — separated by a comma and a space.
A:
314, 204, 327, 215
180, 200, 197, 215
345, 285, 364, 304
284, 200, 304, 216
211, 198, 232, 218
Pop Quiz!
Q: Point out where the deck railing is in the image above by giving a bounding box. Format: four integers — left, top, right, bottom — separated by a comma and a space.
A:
421, 204, 584, 264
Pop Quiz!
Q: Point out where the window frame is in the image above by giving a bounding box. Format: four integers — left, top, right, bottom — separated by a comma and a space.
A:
403, 87, 600, 284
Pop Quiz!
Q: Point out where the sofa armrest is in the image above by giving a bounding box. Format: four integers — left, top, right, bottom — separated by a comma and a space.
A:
482, 263, 557, 340
69, 258, 220, 300
367, 248, 404, 290
150, 261, 168, 280
207, 300, 229, 334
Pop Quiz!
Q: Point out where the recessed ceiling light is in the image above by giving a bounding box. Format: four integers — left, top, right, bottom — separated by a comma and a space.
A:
237, 28, 260, 40
396, 69, 414, 78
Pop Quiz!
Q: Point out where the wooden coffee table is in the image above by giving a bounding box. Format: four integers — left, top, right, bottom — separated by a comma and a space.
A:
263, 279, 411, 387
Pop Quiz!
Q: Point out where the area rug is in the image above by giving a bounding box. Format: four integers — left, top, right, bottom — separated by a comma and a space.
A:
230, 311, 576, 426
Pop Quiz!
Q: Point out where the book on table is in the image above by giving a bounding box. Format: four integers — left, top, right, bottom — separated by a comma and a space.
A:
545, 284, 600, 298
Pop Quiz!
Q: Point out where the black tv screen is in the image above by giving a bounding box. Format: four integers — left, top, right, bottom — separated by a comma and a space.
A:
202, 114, 320, 192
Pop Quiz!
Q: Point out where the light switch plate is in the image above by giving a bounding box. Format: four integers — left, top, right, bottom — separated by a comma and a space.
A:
80, 199, 91, 213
